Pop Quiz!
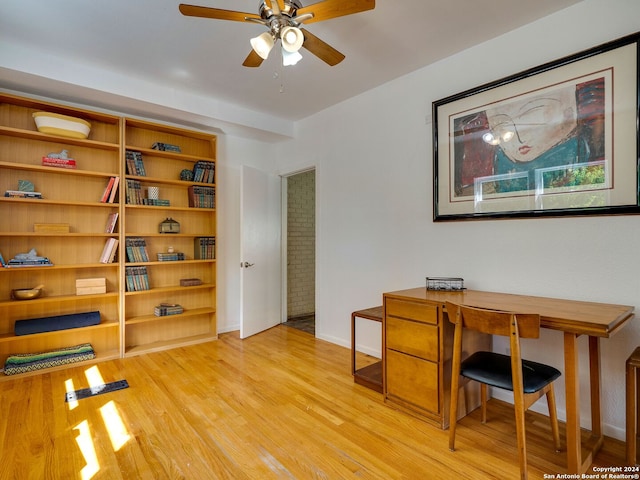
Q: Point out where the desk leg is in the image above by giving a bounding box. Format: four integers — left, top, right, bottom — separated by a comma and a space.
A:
564, 332, 582, 473
588, 336, 603, 440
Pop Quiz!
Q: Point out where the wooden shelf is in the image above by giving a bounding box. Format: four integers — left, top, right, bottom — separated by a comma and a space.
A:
0, 320, 119, 343
0, 292, 119, 308
126, 307, 215, 325
122, 117, 217, 354
354, 361, 383, 392
124, 333, 217, 357
124, 283, 215, 296
0, 125, 120, 151
0, 197, 119, 208
0, 160, 118, 177
0, 93, 218, 377
124, 174, 215, 187
0, 263, 119, 272
124, 259, 215, 265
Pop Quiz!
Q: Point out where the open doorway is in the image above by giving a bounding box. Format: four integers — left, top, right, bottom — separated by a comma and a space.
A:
284, 169, 316, 335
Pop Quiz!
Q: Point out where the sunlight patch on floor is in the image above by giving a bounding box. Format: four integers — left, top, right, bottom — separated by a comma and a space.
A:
100, 400, 131, 451
66, 365, 132, 479
74, 420, 100, 480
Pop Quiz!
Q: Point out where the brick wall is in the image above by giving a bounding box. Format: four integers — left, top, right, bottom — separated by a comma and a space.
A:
287, 170, 315, 318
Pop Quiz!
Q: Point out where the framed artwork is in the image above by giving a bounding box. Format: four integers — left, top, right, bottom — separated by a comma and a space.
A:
433, 32, 639, 221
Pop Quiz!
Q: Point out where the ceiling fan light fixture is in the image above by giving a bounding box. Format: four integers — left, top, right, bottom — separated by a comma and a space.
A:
250, 31, 275, 59
280, 26, 304, 52
282, 48, 303, 66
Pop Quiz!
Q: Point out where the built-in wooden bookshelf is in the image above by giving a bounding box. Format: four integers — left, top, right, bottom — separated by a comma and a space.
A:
0, 93, 218, 379
122, 118, 217, 357
0, 93, 122, 376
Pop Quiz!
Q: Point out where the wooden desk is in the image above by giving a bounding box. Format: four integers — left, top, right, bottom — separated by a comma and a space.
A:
383, 287, 635, 474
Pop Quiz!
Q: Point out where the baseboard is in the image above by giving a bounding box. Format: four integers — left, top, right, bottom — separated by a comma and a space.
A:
490, 389, 625, 442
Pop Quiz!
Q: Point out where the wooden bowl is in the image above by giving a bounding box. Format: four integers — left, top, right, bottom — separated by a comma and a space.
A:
11, 288, 42, 300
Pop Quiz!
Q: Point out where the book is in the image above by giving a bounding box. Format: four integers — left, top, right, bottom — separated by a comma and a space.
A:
4, 190, 43, 199
125, 150, 146, 176
100, 177, 116, 203
156, 252, 185, 262
188, 185, 215, 208
194, 237, 215, 260
0, 252, 5, 267
154, 303, 183, 316
42, 157, 77, 169
99, 238, 118, 263
108, 176, 120, 203
192, 161, 215, 184
125, 266, 150, 291
105, 212, 119, 233
125, 237, 149, 262
125, 179, 143, 205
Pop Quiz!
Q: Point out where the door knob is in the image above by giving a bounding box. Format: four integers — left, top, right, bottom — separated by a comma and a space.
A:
242, 262, 255, 268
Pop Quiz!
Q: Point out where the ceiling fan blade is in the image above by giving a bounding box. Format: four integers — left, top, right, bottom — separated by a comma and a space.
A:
242, 49, 265, 68
297, 0, 375, 24
301, 28, 345, 66
179, 4, 261, 22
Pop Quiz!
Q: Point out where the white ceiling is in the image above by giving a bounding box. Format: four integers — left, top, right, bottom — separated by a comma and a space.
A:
1, 0, 583, 136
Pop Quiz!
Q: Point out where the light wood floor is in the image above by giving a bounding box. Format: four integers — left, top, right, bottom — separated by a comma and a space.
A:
0, 325, 628, 479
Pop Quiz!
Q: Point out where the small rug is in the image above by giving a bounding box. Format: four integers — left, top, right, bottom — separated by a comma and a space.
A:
4, 343, 96, 376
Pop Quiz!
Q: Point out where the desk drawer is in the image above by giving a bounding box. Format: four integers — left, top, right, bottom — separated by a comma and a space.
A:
386, 298, 437, 325
386, 317, 438, 361
386, 349, 439, 414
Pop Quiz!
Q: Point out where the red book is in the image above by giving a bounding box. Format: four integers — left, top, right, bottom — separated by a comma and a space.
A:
100, 177, 115, 203
108, 176, 120, 203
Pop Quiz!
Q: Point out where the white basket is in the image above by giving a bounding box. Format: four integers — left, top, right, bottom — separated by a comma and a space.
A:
33, 112, 91, 139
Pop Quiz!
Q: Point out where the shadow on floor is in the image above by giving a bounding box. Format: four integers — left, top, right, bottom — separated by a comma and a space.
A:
285, 314, 315, 335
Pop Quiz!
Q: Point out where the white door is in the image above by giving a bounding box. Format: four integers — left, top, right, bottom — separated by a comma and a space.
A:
240, 165, 282, 338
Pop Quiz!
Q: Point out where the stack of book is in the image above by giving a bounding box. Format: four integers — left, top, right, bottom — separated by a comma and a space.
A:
76, 278, 106, 296
5, 251, 53, 267
154, 303, 183, 316
142, 198, 170, 206
187, 185, 215, 208
42, 155, 76, 169
4, 190, 43, 199
125, 150, 147, 176
99, 238, 119, 263
192, 161, 215, 183
100, 176, 120, 203
125, 266, 150, 291
156, 252, 185, 262
125, 237, 150, 262
152, 142, 181, 153
194, 237, 215, 260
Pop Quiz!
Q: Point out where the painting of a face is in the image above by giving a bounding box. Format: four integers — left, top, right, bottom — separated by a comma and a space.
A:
485, 86, 578, 163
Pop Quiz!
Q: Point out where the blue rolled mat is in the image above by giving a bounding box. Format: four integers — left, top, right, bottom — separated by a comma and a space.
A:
15, 311, 101, 336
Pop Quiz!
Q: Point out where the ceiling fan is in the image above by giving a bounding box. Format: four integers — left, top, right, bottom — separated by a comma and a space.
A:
179, 0, 375, 67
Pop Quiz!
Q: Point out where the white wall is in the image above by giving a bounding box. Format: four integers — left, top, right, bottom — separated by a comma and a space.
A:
276, 0, 640, 440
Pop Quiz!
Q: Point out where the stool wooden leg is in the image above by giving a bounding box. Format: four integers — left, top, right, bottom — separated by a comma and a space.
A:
351, 313, 356, 376
627, 360, 637, 465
